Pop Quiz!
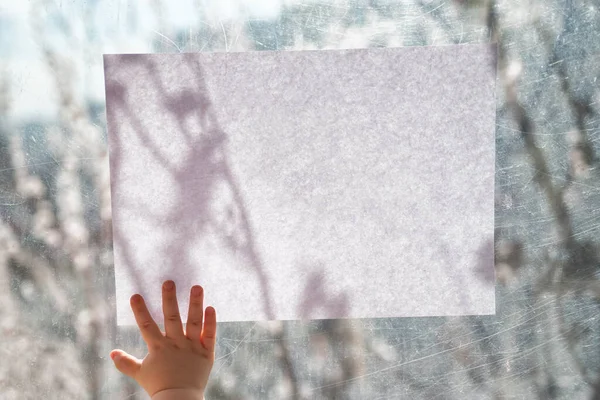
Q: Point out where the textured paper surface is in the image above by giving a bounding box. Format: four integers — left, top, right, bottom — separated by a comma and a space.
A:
104, 44, 496, 325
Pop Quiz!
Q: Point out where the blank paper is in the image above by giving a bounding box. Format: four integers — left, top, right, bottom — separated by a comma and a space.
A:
103, 44, 496, 325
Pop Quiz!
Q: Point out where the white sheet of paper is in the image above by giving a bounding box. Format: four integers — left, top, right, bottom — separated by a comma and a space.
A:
104, 44, 496, 325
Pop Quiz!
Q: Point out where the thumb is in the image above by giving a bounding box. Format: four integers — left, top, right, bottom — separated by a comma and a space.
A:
110, 349, 142, 379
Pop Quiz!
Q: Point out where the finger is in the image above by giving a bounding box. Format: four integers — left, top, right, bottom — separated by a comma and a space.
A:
130, 294, 163, 346
162, 280, 184, 339
200, 306, 217, 352
186, 285, 204, 341
110, 349, 142, 379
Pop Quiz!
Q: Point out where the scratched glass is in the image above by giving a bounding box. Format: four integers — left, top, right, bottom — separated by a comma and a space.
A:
1, 1, 599, 399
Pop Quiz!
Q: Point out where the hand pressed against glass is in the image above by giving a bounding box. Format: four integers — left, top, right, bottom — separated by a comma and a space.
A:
110, 281, 217, 399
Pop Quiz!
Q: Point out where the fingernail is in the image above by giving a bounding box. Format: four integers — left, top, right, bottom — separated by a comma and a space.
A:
164, 280, 174, 290
192, 286, 202, 296
111, 353, 121, 361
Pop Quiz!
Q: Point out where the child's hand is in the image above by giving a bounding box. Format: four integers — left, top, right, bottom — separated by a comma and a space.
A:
110, 280, 217, 400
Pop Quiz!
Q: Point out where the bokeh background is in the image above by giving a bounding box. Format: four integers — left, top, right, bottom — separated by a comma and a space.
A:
1, 0, 599, 399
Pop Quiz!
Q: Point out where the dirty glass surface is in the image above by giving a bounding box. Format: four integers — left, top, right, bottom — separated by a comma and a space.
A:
1, 0, 599, 399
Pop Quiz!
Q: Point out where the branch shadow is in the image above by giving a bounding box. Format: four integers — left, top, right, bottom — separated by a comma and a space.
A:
297, 261, 350, 320
105, 54, 275, 320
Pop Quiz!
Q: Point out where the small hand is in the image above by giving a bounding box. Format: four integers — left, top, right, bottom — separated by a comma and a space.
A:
110, 281, 217, 398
